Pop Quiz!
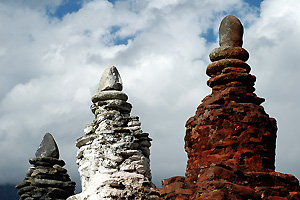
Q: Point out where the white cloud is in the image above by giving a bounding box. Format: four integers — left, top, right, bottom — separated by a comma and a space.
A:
0, 0, 299, 190
244, 0, 300, 179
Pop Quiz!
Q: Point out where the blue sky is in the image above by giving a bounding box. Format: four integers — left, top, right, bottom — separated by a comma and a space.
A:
48, 0, 118, 19
1, 0, 300, 194
47, 0, 83, 19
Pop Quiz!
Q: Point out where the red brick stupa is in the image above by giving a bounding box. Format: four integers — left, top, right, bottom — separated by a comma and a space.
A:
159, 15, 300, 200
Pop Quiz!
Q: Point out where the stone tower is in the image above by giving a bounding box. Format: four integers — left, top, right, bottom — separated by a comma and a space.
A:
16, 133, 75, 200
159, 15, 300, 199
68, 66, 159, 199
185, 15, 276, 177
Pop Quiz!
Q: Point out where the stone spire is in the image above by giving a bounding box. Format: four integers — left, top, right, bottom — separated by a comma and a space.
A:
159, 15, 300, 199
68, 66, 159, 200
186, 15, 276, 173
16, 133, 75, 200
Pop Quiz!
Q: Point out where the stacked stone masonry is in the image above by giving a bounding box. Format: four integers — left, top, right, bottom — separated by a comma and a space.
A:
16, 15, 300, 200
67, 66, 159, 200
159, 15, 300, 200
16, 133, 75, 200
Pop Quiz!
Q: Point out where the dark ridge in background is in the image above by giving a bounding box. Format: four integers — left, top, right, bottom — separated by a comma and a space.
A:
0, 184, 19, 200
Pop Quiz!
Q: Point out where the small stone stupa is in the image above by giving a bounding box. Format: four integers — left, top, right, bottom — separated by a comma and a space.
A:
16, 133, 75, 200
159, 15, 300, 199
68, 66, 159, 199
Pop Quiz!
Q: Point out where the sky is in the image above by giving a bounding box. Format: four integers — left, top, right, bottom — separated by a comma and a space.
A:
0, 0, 300, 191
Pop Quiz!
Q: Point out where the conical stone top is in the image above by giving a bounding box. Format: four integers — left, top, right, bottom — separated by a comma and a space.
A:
219, 15, 244, 47
17, 133, 75, 199
98, 66, 123, 92
35, 133, 59, 158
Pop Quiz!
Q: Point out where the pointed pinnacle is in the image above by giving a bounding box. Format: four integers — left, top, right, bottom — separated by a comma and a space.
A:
219, 15, 244, 47
35, 133, 59, 158
98, 66, 123, 92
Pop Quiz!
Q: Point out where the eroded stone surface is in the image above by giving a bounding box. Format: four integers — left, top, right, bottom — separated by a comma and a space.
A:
68, 66, 159, 200
159, 15, 300, 200
35, 133, 59, 159
219, 15, 243, 47
98, 66, 123, 92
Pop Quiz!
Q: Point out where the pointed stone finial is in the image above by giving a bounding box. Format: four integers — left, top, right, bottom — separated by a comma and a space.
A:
98, 66, 123, 92
35, 133, 59, 158
219, 15, 243, 47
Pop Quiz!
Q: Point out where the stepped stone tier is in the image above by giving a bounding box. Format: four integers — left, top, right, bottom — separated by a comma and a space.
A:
16, 133, 75, 200
67, 66, 159, 200
159, 15, 300, 199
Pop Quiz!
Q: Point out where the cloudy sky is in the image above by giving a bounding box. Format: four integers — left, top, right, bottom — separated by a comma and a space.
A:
0, 0, 299, 191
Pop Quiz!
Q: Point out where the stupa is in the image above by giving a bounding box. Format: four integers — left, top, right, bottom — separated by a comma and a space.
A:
67, 66, 159, 199
16, 133, 75, 200
159, 15, 300, 199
